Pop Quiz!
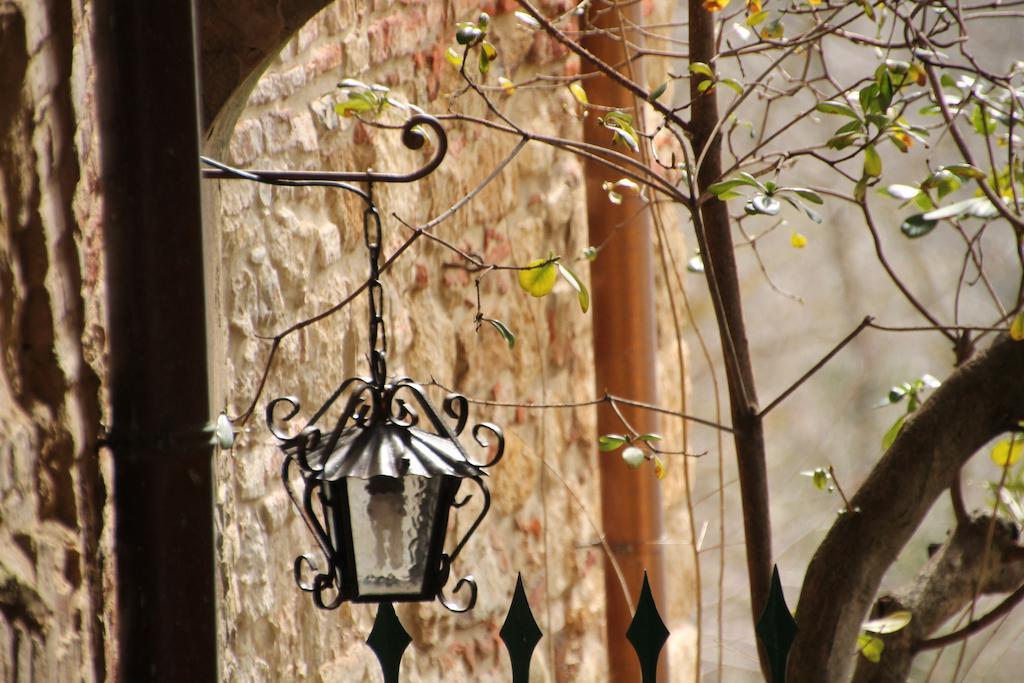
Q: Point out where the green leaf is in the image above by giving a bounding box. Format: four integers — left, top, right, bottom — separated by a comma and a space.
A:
518, 258, 558, 297
745, 195, 782, 216
634, 433, 663, 442
857, 633, 885, 663
922, 169, 961, 199
582, 246, 598, 261
877, 69, 894, 111
801, 467, 831, 491
478, 49, 491, 75
599, 434, 628, 452
513, 10, 540, 29
859, 83, 879, 114
801, 203, 822, 224
972, 104, 997, 135
486, 318, 516, 349
557, 263, 590, 313
914, 192, 936, 211
827, 133, 860, 150
884, 184, 921, 200
900, 213, 938, 238
720, 78, 744, 95
864, 145, 883, 177
760, 16, 784, 39
816, 100, 859, 118
604, 110, 634, 127
923, 196, 997, 221
697, 79, 714, 94
862, 611, 912, 635
746, 9, 768, 26
835, 119, 866, 136
334, 92, 378, 116
942, 163, 986, 180
882, 414, 907, 451
708, 179, 749, 196
858, 0, 876, 22
789, 188, 824, 204
737, 172, 767, 191
777, 195, 819, 224
689, 62, 714, 78
854, 177, 869, 202
649, 82, 668, 101
609, 125, 639, 152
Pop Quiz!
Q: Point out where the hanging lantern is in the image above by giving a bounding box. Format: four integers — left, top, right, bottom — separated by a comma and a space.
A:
266, 195, 502, 612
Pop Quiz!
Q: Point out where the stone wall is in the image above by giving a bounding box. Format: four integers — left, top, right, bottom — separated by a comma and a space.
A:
0, 0, 695, 680
0, 0, 111, 681
212, 1, 693, 681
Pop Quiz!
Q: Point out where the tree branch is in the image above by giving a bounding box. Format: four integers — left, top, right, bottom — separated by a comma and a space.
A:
515, 0, 692, 135
788, 334, 1024, 682
851, 515, 1024, 683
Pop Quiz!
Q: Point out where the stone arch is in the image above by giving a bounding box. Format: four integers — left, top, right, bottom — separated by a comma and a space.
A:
198, 0, 333, 151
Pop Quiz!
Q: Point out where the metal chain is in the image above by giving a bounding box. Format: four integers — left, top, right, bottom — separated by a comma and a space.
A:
363, 184, 387, 389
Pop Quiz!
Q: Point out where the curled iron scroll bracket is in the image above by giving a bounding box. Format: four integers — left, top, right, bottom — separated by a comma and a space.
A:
200, 114, 448, 203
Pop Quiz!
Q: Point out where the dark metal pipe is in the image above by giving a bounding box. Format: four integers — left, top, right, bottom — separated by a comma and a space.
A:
94, 1, 217, 680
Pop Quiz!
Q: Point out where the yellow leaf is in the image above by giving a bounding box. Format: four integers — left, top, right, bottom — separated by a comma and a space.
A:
908, 62, 927, 85
654, 456, 667, 480
518, 258, 558, 297
893, 131, 913, 152
498, 76, 517, 94
1011, 311, 1024, 341
790, 232, 808, 249
747, 0, 762, 13
857, 633, 884, 663
703, 0, 731, 10
808, 0, 822, 5
445, 47, 463, 69
569, 81, 588, 105
991, 437, 1023, 467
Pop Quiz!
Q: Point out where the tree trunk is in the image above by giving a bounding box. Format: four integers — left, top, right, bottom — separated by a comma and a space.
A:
688, 3, 774, 678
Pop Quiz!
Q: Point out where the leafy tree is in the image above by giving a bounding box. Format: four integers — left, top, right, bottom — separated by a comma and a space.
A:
294, 1, 1024, 680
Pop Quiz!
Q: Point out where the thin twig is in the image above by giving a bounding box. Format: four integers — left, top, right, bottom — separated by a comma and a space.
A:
916, 582, 1024, 652
426, 380, 733, 434
759, 316, 874, 418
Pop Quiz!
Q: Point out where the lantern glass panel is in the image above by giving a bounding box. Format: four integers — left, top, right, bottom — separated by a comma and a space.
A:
346, 474, 442, 596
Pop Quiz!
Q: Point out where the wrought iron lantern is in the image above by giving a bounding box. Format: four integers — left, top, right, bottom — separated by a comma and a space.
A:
261, 127, 503, 612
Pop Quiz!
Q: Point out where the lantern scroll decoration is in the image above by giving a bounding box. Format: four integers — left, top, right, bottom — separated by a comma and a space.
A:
262, 147, 503, 612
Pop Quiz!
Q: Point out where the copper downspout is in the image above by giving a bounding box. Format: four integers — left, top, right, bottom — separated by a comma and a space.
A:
580, 5, 667, 681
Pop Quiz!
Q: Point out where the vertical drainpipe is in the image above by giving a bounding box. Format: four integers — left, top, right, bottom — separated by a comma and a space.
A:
580, 5, 668, 681
94, 1, 218, 680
